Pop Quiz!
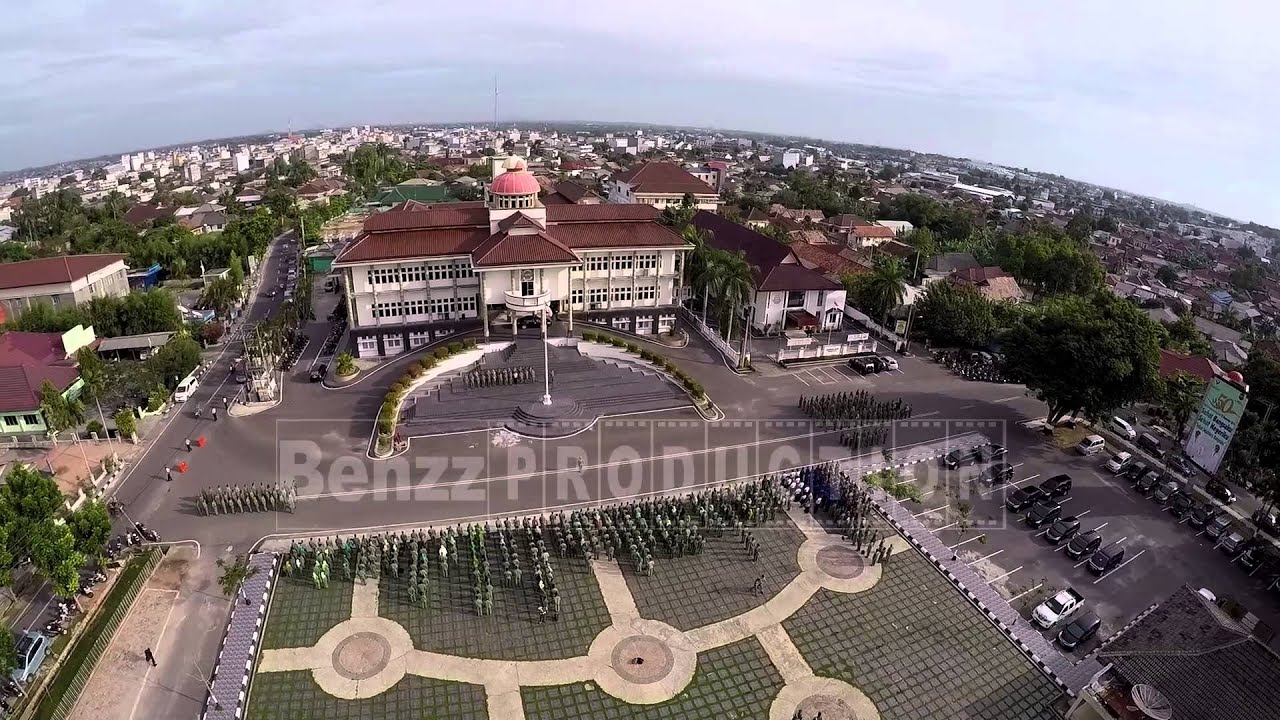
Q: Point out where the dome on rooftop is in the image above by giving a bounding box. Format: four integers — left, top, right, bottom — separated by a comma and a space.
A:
490, 157, 539, 195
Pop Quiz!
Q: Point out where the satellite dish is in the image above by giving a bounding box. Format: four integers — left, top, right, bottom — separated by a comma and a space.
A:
1130, 684, 1173, 720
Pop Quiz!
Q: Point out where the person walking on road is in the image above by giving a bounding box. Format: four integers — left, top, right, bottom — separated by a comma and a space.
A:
222, 396, 229, 409
185, 438, 192, 452
165, 467, 173, 483
144, 648, 156, 667
212, 407, 218, 421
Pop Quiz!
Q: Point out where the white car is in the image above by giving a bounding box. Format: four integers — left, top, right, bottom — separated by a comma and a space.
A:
1033, 588, 1085, 629
1104, 451, 1133, 473
878, 356, 899, 371
1109, 416, 1136, 440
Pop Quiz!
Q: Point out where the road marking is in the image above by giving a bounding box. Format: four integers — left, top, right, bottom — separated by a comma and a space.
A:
969, 549, 1003, 565
913, 507, 941, 518
935, 520, 961, 531
1093, 549, 1147, 584
126, 589, 181, 720
1008, 582, 1043, 602
1074, 510, 1093, 520
949, 534, 985, 550
979, 474, 1038, 497
793, 374, 811, 387
958, 404, 974, 410
914, 411, 940, 418
995, 395, 1024, 403
988, 566, 1023, 583
1091, 522, 1108, 532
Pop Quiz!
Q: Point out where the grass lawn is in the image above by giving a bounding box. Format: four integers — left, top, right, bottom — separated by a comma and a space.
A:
29, 551, 153, 720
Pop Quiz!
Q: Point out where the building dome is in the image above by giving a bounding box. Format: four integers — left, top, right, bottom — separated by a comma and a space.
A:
490, 158, 540, 195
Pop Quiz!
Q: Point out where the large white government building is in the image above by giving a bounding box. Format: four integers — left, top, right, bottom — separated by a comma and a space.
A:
334, 158, 694, 357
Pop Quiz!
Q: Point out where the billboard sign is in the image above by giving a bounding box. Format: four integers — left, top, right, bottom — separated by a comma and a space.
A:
1184, 377, 1248, 475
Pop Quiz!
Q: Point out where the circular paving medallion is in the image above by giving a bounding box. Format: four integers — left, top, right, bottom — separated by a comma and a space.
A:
332, 632, 392, 681
816, 545, 867, 579
798, 693, 860, 720
610, 635, 675, 684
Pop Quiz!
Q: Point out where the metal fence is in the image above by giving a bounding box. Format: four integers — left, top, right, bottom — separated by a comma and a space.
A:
678, 308, 741, 365
28, 548, 163, 720
772, 340, 879, 363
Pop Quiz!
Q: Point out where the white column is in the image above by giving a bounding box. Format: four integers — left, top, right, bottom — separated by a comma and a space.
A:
541, 307, 552, 405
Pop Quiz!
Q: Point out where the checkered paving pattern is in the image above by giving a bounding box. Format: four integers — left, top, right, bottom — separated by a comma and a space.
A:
261, 575, 354, 650
522, 638, 783, 720
621, 515, 807, 631
246, 671, 488, 720
784, 550, 1061, 720
379, 543, 612, 661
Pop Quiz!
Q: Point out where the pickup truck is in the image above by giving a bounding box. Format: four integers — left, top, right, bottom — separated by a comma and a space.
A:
1033, 587, 1085, 629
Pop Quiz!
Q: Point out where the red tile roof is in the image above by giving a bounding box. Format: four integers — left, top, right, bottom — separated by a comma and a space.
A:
0, 332, 73, 366
852, 225, 896, 239
951, 266, 1012, 283
540, 223, 686, 250
123, 204, 174, 226
472, 230, 579, 268
0, 254, 127, 291
362, 204, 488, 232
337, 228, 490, 264
612, 162, 716, 196
544, 204, 660, 223
1159, 349, 1222, 382
790, 241, 869, 276
0, 365, 80, 412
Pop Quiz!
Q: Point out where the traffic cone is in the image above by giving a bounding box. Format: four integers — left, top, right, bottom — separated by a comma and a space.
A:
196, 437, 206, 448
177, 461, 188, 473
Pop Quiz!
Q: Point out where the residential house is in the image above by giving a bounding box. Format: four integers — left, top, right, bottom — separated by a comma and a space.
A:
1158, 348, 1222, 383
333, 157, 692, 358
949, 266, 1024, 303
122, 203, 175, 227
825, 214, 895, 249
0, 325, 94, 434
1065, 585, 1280, 720
691, 211, 845, 333
769, 205, 825, 224
924, 253, 983, 284
296, 178, 348, 207
744, 208, 770, 229
95, 331, 174, 361
606, 162, 720, 211
540, 180, 603, 206
180, 207, 227, 234
0, 254, 130, 323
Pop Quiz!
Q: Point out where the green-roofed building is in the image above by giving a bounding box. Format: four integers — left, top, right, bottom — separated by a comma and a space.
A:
373, 181, 453, 207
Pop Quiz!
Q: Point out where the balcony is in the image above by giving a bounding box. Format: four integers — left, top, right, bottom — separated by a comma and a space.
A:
505, 290, 550, 312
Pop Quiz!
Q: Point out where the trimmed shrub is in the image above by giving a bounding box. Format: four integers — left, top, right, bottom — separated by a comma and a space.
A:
463, 338, 478, 349
581, 330, 597, 342
407, 365, 423, 378
610, 337, 625, 348
377, 417, 394, 435
86, 419, 104, 436
624, 342, 640, 354
684, 379, 705, 398
639, 349, 656, 362
391, 381, 407, 395
447, 341, 463, 354
434, 348, 450, 360
419, 358, 437, 370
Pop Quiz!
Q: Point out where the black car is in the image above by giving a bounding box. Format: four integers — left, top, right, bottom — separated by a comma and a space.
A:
1040, 474, 1073, 499
1169, 493, 1195, 518
1188, 503, 1221, 528
942, 447, 983, 469
1152, 480, 1182, 504
1166, 455, 1195, 476
1057, 612, 1102, 650
1025, 501, 1064, 528
1123, 461, 1150, 481
309, 364, 327, 382
1206, 481, 1237, 505
981, 462, 1015, 485
849, 358, 877, 375
1238, 547, 1265, 572
1006, 484, 1046, 512
1135, 471, 1161, 495
1254, 509, 1280, 537
1088, 542, 1126, 575
1066, 530, 1103, 559
1045, 515, 1082, 543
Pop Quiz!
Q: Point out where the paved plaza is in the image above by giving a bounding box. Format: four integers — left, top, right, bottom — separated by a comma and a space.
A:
245, 488, 1061, 720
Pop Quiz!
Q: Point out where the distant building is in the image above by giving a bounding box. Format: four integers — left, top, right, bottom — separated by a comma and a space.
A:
0, 325, 94, 434
540, 180, 603, 206
606, 162, 719, 211
949, 266, 1024, 303
0, 255, 130, 323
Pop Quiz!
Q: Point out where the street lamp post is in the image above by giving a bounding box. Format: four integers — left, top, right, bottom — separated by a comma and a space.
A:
541, 308, 552, 406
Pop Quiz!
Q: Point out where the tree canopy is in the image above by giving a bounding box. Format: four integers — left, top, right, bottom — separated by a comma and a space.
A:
343, 143, 413, 197
5, 288, 182, 338
987, 228, 1104, 295
1003, 293, 1164, 423
915, 281, 998, 349
877, 193, 977, 244
0, 465, 88, 588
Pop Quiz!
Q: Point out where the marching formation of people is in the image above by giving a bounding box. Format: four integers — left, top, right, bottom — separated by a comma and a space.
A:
779, 462, 892, 564
798, 391, 911, 427
197, 480, 297, 515
465, 366, 535, 389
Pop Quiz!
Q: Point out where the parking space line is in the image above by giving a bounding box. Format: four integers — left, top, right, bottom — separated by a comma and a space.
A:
935, 520, 961, 531
1008, 582, 1043, 602
913, 507, 942, 518
988, 565, 1023, 583
1093, 549, 1147, 584
995, 395, 1024, 403
969, 549, 1004, 565
979, 474, 1038, 497
1091, 522, 1108, 532
793, 373, 811, 386
949, 534, 986, 550
1074, 510, 1092, 520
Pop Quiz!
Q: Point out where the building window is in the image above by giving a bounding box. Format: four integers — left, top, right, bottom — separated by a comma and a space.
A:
23, 415, 39, 425
786, 291, 805, 309
612, 255, 633, 271
384, 335, 403, 349
636, 254, 657, 270
635, 317, 654, 335
3, 416, 17, 427
612, 287, 632, 302
571, 265, 583, 273
588, 288, 607, 305
521, 280, 535, 296
586, 257, 609, 272
636, 285, 656, 301
570, 288, 583, 305
611, 317, 630, 329
408, 331, 430, 348
358, 337, 378, 353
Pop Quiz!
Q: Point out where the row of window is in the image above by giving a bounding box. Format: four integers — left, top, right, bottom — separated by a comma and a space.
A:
579, 254, 659, 272
570, 286, 660, 304
371, 296, 478, 319
367, 262, 475, 286
3, 415, 40, 427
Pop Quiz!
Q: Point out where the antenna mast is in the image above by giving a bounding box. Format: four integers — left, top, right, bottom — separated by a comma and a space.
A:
493, 75, 499, 128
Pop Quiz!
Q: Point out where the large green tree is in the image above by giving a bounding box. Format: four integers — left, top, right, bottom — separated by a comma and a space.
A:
1003, 293, 1164, 423
67, 500, 112, 559
915, 281, 997, 349
1161, 372, 1206, 441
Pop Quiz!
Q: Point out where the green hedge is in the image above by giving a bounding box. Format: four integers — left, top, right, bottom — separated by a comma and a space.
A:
377, 339, 476, 443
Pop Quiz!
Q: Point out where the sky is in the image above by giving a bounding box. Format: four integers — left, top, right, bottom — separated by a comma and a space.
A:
3, 0, 1279, 224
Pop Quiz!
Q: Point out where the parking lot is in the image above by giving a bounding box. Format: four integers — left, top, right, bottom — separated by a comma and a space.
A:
886, 419, 1280, 657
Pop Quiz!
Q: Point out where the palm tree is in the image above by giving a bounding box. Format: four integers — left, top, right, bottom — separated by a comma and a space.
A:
712, 250, 758, 351
864, 256, 908, 321
101, 191, 128, 221
681, 226, 714, 323
1162, 372, 1205, 441
217, 556, 260, 599
203, 277, 240, 318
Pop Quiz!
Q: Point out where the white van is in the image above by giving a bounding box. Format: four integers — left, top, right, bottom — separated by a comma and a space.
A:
173, 376, 199, 403
1109, 416, 1136, 440
1076, 435, 1106, 456
1105, 451, 1133, 473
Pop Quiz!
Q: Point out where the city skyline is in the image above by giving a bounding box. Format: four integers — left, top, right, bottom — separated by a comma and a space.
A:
4, 1, 1278, 224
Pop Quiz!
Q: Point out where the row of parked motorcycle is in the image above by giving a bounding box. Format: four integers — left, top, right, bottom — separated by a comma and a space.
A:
277, 333, 309, 371
319, 316, 347, 360
935, 350, 1015, 384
